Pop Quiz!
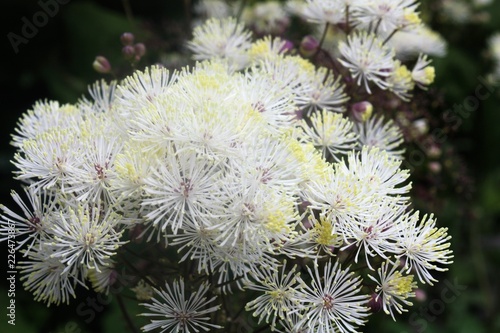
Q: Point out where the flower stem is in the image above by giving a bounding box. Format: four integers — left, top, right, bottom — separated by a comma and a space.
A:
116, 294, 140, 333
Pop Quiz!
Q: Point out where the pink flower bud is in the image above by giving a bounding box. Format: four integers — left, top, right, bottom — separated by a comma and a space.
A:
351, 101, 373, 122
299, 35, 319, 58
120, 32, 135, 46
134, 43, 146, 57
92, 56, 112, 74
368, 293, 383, 312
279, 39, 294, 54
122, 45, 135, 60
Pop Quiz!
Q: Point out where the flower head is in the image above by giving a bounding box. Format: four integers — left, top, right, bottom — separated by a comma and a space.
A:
187, 17, 252, 70
294, 260, 370, 333
338, 32, 395, 93
368, 260, 417, 320
140, 279, 221, 333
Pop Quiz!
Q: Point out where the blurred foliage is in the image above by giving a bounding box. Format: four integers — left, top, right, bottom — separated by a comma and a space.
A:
1, 0, 499, 332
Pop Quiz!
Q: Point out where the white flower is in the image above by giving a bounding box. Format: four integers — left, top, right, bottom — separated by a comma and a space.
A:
248, 36, 291, 64
368, 260, 417, 320
387, 25, 447, 59
301, 110, 358, 161
13, 128, 82, 192
88, 263, 118, 294
412, 54, 436, 89
338, 147, 411, 200
11, 101, 83, 148
79, 79, 117, 114
302, 0, 347, 25
338, 32, 395, 93
0, 187, 54, 254
243, 1, 290, 35
388, 60, 415, 101
254, 55, 316, 107
187, 17, 252, 70
352, 0, 421, 34
294, 260, 370, 333
338, 202, 406, 269
299, 67, 349, 115
245, 261, 300, 329
114, 66, 178, 128
18, 245, 84, 306
50, 202, 126, 274
141, 148, 223, 234
67, 119, 123, 203
140, 279, 222, 333
354, 115, 405, 159
395, 212, 454, 285
194, 0, 231, 19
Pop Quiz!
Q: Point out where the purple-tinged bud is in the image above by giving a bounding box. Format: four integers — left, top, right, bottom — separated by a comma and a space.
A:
368, 293, 383, 313
428, 161, 441, 174
122, 45, 135, 60
299, 35, 319, 58
351, 101, 373, 122
108, 269, 119, 286
279, 39, 294, 54
92, 56, 112, 74
134, 43, 146, 58
415, 288, 427, 302
120, 32, 135, 46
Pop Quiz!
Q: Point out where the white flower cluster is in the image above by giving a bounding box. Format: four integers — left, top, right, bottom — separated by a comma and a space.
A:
0, 1, 454, 332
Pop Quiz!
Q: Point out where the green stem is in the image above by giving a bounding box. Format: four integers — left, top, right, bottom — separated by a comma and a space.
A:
313, 23, 330, 60
116, 294, 140, 333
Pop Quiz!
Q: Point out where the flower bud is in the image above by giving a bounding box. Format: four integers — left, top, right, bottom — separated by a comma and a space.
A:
368, 293, 383, 313
299, 35, 319, 58
428, 161, 442, 174
134, 43, 146, 58
92, 56, 112, 74
122, 45, 135, 60
279, 39, 294, 54
351, 101, 373, 122
120, 32, 135, 46
415, 288, 427, 302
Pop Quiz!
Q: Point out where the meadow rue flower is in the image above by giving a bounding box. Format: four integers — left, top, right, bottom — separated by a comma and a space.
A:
298, 67, 349, 115
387, 24, 447, 59
140, 279, 222, 332
354, 114, 405, 159
245, 261, 300, 329
50, 202, 126, 275
187, 17, 252, 70
412, 53, 436, 89
194, 0, 231, 19
300, 109, 358, 161
1, 7, 455, 325
302, 0, 348, 25
18, 245, 83, 306
395, 212, 453, 285
338, 32, 396, 93
294, 260, 371, 332
0, 187, 53, 254
388, 60, 415, 101
242, 1, 290, 35
368, 260, 417, 320
352, 0, 421, 34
